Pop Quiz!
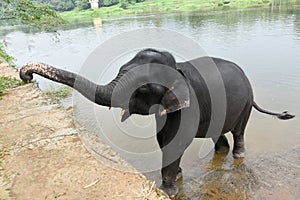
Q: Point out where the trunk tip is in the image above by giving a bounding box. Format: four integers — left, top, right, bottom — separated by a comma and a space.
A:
19, 67, 33, 82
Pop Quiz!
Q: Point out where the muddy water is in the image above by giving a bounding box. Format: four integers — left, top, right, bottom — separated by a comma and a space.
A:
2, 6, 300, 199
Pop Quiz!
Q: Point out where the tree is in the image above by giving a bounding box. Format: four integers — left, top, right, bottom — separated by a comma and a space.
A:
119, 0, 144, 9
32, 0, 92, 11
99, 0, 144, 7
55, 0, 75, 11
119, 0, 129, 9
32, 0, 76, 12
0, 0, 64, 31
0, 0, 64, 63
75, 0, 90, 10
100, 0, 119, 7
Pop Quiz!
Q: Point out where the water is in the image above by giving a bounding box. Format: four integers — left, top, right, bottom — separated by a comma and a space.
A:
2, 7, 300, 199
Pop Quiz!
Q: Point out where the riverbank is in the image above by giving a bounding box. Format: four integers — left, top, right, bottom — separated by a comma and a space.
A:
60, 0, 298, 22
0, 62, 169, 200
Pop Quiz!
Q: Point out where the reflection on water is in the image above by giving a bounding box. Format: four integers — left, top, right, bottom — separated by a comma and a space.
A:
174, 152, 257, 200
1, 6, 300, 199
93, 18, 102, 28
172, 146, 300, 200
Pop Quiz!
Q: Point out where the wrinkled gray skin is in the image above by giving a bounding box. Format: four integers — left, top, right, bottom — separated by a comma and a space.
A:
20, 49, 294, 197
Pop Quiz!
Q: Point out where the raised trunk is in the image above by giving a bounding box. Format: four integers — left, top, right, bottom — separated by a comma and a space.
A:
20, 62, 113, 107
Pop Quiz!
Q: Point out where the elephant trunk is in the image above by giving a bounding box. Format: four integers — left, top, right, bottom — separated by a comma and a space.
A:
20, 62, 113, 107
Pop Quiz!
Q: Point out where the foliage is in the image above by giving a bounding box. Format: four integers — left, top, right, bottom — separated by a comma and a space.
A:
0, 0, 64, 70
32, 0, 76, 11
32, 0, 91, 11
101, 0, 119, 7
0, 0, 65, 32
61, 0, 284, 21
50, 0, 76, 11
45, 84, 72, 103
75, 0, 90, 10
119, 0, 129, 9
0, 76, 25, 95
0, 43, 15, 67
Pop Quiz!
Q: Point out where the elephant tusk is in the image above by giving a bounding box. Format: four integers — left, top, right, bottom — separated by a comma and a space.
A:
160, 109, 167, 116
121, 109, 126, 116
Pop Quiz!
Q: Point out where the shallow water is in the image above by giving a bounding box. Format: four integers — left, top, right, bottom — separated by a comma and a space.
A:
2, 7, 300, 199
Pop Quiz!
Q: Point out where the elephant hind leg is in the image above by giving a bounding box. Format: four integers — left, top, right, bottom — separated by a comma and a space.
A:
231, 105, 252, 158
213, 135, 230, 153
176, 167, 182, 181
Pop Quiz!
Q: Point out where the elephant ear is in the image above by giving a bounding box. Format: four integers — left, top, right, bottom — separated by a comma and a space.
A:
160, 69, 190, 115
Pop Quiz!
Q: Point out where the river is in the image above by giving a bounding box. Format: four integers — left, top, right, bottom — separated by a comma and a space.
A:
1, 6, 300, 199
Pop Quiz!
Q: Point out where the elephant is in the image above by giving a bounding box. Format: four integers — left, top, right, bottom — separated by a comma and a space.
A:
20, 48, 294, 197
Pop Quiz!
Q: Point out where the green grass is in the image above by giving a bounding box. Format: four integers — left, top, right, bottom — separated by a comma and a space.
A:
60, 0, 282, 22
0, 42, 15, 67
0, 76, 25, 96
45, 84, 72, 103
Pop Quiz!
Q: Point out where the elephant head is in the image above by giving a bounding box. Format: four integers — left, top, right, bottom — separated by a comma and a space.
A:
20, 49, 190, 121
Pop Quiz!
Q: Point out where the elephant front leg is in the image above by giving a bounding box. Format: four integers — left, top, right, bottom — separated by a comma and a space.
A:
160, 157, 182, 198
155, 111, 194, 197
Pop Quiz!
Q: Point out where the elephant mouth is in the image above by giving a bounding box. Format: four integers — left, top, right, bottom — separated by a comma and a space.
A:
120, 99, 190, 122
159, 100, 190, 116
120, 102, 161, 122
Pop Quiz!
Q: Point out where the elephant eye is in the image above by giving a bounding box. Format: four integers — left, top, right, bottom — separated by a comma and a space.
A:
138, 85, 148, 93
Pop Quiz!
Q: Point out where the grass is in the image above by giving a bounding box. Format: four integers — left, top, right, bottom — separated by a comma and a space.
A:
0, 76, 71, 103
0, 42, 15, 67
0, 76, 25, 96
45, 84, 72, 103
60, 0, 287, 22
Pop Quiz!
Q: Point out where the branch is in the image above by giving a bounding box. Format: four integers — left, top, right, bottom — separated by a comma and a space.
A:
0, 17, 17, 20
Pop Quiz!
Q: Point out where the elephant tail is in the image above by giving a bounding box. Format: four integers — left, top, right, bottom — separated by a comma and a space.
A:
253, 102, 295, 120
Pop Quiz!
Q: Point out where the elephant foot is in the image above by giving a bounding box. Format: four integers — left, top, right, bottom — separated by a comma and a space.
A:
233, 151, 245, 158
214, 135, 230, 154
233, 148, 245, 158
215, 145, 230, 154
160, 167, 181, 197
176, 167, 182, 181
160, 183, 178, 198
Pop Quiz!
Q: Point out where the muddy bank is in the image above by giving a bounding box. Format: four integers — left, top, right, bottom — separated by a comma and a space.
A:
0, 63, 169, 200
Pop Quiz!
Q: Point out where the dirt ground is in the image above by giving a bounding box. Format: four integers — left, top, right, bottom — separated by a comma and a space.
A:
0, 63, 169, 200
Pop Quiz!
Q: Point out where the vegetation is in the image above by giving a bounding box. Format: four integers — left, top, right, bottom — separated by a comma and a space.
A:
75, 0, 90, 10
32, 0, 86, 11
60, 0, 294, 22
31, 0, 145, 11
0, 43, 15, 67
0, 0, 65, 31
0, 0, 65, 66
45, 84, 72, 103
28, 0, 295, 17
0, 76, 25, 95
